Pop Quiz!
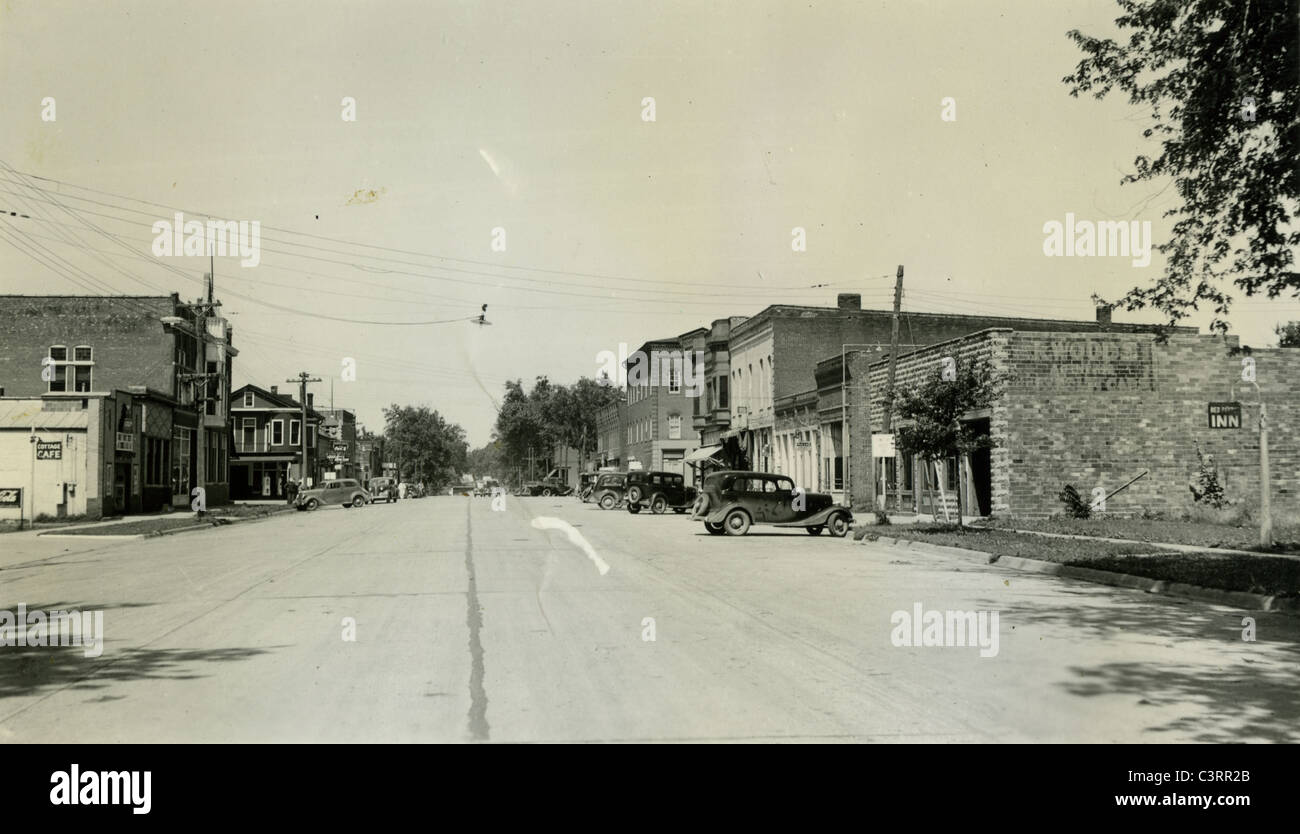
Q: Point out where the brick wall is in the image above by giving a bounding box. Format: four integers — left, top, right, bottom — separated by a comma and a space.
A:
765, 305, 1180, 404
860, 328, 1300, 519
0, 295, 179, 397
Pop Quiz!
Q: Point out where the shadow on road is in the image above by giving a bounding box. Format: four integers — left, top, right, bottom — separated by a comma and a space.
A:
0, 644, 276, 701
971, 586, 1300, 743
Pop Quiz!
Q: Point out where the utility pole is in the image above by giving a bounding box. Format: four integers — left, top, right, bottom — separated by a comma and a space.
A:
1260, 400, 1272, 548
288, 372, 322, 487
174, 270, 222, 513
882, 265, 904, 510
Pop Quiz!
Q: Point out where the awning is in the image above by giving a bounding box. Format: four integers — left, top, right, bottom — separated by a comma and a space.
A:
683, 445, 724, 464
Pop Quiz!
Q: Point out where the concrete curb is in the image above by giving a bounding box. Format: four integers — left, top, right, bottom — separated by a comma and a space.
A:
861, 534, 1300, 614
37, 508, 296, 540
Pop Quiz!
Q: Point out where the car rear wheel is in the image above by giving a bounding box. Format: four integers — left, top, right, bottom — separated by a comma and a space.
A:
352, 496, 366, 508
650, 494, 668, 514
705, 522, 725, 535
304, 498, 320, 511
599, 493, 617, 510
723, 509, 750, 536
827, 512, 850, 538
541, 488, 553, 497
806, 525, 824, 535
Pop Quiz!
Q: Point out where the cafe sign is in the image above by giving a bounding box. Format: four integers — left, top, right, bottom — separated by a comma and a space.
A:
36, 441, 62, 460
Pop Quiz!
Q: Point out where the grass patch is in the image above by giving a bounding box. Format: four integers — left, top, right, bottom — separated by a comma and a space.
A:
870, 523, 1300, 597
873, 524, 1153, 560
56, 517, 220, 536
983, 515, 1300, 553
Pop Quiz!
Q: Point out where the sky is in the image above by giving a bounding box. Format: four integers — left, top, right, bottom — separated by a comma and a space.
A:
2, 0, 1296, 447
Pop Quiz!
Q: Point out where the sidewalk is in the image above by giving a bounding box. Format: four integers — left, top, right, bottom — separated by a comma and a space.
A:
29, 503, 296, 539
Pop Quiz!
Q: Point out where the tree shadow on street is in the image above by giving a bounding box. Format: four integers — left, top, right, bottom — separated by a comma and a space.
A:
971, 583, 1300, 742
0, 644, 276, 700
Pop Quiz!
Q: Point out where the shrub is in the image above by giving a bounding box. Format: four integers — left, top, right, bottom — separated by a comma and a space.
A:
1058, 484, 1091, 519
1189, 443, 1227, 509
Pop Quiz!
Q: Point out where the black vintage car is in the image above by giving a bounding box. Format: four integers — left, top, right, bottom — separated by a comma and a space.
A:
521, 477, 573, 497
624, 470, 696, 515
690, 470, 852, 536
590, 472, 628, 510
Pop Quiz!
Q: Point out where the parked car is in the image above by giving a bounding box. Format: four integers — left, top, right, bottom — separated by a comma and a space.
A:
521, 477, 573, 497
367, 477, 397, 503
296, 478, 371, 511
591, 472, 627, 510
690, 471, 852, 536
577, 471, 603, 503
624, 470, 696, 514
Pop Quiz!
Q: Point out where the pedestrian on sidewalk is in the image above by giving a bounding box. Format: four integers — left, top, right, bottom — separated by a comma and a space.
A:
286, 477, 299, 505
278, 474, 286, 500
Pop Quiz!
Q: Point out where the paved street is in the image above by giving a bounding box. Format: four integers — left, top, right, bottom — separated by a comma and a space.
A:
1, 496, 1297, 743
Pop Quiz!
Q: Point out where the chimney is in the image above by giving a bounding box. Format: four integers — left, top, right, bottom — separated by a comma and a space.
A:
1096, 303, 1113, 326
270, 385, 278, 395
837, 293, 861, 311
307, 393, 314, 408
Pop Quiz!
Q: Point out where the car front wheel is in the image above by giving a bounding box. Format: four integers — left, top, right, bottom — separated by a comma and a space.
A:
827, 512, 850, 538
352, 496, 367, 508
650, 494, 668, 514
723, 509, 750, 536
705, 522, 725, 536
599, 494, 616, 510
304, 498, 320, 511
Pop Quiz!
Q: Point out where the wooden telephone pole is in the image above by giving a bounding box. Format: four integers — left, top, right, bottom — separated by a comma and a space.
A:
881, 265, 904, 510
288, 372, 322, 486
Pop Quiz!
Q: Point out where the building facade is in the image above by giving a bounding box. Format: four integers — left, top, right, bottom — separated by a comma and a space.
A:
0, 293, 235, 515
228, 383, 323, 499
842, 328, 1300, 518
623, 338, 698, 475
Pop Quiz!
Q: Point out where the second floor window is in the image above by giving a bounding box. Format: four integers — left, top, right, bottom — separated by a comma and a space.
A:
668, 415, 681, 440
243, 391, 254, 408
271, 420, 284, 446
47, 345, 93, 393
290, 420, 301, 447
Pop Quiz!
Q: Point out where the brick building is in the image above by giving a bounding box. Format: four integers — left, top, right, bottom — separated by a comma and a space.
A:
841, 328, 1299, 518
754, 296, 1180, 502
678, 316, 747, 478
623, 338, 698, 475
0, 294, 235, 518
595, 396, 626, 469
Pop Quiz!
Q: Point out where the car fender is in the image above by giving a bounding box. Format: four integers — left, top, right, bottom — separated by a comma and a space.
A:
695, 502, 738, 525
801, 506, 852, 527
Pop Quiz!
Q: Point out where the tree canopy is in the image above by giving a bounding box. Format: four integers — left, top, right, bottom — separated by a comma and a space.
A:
1064, 0, 1299, 334
490, 375, 621, 477
381, 403, 467, 488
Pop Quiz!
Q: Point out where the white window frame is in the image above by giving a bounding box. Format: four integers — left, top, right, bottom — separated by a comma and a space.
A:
241, 417, 256, 452
47, 345, 67, 392
243, 391, 254, 408
668, 415, 682, 440
290, 419, 301, 448
271, 419, 284, 447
